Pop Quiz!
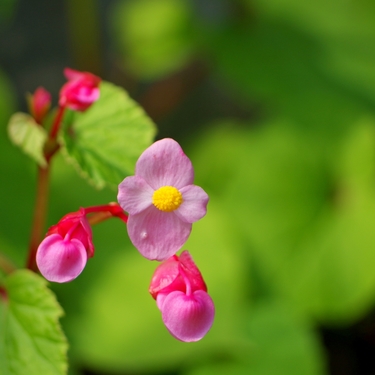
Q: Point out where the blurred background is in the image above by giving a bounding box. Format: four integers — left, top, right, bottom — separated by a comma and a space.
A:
1, 0, 375, 374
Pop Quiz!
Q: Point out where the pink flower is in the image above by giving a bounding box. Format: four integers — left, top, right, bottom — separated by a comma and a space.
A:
28, 86, 51, 124
117, 138, 209, 261
59, 67, 101, 111
36, 209, 94, 283
149, 251, 215, 342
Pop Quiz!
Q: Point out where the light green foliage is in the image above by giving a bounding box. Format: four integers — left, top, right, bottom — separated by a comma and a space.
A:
7, 113, 48, 167
184, 301, 326, 375
61, 81, 157, 189
0, 270, 68, 375
193, 120, 375, 325
110, 0, 195, 79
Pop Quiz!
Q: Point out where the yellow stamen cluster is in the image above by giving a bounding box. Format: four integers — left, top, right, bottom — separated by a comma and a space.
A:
152, 186, 183, 212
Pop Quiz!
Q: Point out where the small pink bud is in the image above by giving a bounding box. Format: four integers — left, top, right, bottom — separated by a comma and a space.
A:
59, 67, 101, 112
149, 251, 214, 342
36, 234, 87, 283
159, 290, 215, 342
36, 208, 94, 283
28, 86, 51, 124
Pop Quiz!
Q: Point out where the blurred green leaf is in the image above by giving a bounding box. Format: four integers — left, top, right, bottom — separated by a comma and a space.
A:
246, 0, 375, 104
7, 113, 48, 167
61, 81, 156, 189
192, 119, 375, 325
111, 0, 196, 79
184, 300, 327, 375
0, 0, 17, 22
0, 270, 68, 375
208, 17, 367, 141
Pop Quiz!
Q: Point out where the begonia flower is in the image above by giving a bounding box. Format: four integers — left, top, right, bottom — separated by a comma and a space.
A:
117, 138, 209, 261
36, 208, 94, 283
28, 86, 51, 124
149, 251, 215, 342
59, 67, 101, 111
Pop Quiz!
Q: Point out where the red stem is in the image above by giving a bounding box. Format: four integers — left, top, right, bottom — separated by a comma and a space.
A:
26, 165, 50, 271
84, 203, 128, 223
49, 105, 66, 139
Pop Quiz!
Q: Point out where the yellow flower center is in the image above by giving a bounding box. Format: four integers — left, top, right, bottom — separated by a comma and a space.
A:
152, 186, 183, 212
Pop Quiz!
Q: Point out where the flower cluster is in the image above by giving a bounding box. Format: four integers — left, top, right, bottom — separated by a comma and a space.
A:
33, 70, 214, 342
118, 138, 214, 341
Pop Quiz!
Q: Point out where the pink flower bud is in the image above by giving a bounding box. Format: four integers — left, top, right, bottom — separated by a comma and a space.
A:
36, 209, 94, 283
59, 67, 101, 112
149, 251, 214, 342
28, 86, 51, 124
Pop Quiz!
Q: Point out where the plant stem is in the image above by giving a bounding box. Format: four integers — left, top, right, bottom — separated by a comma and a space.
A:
26, 165, 50, 272
49, 106, 65, 139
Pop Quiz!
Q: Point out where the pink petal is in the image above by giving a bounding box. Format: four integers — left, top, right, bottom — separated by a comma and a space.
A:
149, 256, 180, 299
64, 67, 83, 81
118, 176, 154, 215
175, 185, 209, 223
179, 251, 207, 292
135, 138, 194, 190
36, 234, 87, 283
161, 290, 215, 342
127, 206, 191, 261
156, 292, 169, 310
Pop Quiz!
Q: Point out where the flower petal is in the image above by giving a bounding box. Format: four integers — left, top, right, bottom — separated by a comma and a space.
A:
36, 234, 87, 283
127, 206, 191, 261
118, 175, 154, 215
161, 290, 215, 342
179, 251, 207, 292
174, 185, 209, 223
135, 138, 194, 189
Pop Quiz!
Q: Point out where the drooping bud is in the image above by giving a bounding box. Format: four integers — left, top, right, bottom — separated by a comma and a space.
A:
36, 208, 94, 283
27, 86, 51, 124
149, 251, 214, 342
59, 67, 101, 112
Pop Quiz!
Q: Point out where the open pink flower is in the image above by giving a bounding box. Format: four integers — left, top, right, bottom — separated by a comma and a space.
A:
36, 209, 94, 283
117, 138, 209, 261
59, 67, 101, 111
149, 251, 215, 342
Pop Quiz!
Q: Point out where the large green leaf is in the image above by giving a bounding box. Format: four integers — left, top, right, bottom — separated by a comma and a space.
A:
7, 113, 48, 167
0, 270, 68, 375
61, 81, 157, 189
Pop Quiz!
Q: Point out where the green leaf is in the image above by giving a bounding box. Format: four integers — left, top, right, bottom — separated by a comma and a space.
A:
0, 270, 68, 375
61, 81, 157, 189
7, 113, 48, 167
